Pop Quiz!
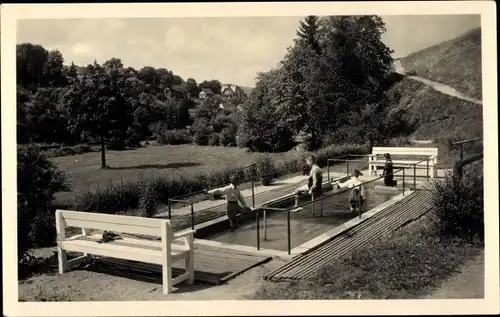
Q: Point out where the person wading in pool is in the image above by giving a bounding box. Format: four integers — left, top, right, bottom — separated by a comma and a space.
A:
381, 153, 396, 187
206, 175, 253, 231
290, 155, 323, 213
333, 169, 365, 214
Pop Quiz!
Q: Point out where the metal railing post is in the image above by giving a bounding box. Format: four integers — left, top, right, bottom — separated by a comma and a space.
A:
287, 209, 291, 255
413, 163, 417, 190
426, 158, 430, 181
264, 209, 267, 241
256, 209, 260, 250
190, 202, 195, 230
327, 161, 330, 183
168, 200, 172, 219
251, 179, 255, 208
402, 168, 405, 195
346, 160, 350, 176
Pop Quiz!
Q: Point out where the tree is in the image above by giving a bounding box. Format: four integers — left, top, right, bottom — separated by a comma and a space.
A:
42, 50, 66, 87
103, 57, 124, 70
297, 15, 322, 55
185, 78, 201, 97
237, 70, 295, 152
177, 98, 193, 129
64, 62, 134, 168
66, 62, 78, 79
199, 79, 222, 95
16, 43, 48, 89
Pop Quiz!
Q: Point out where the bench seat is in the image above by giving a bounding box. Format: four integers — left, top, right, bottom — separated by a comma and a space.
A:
61, 233, 190, 266
56, 210, 196, 295
368, 146, 438, 178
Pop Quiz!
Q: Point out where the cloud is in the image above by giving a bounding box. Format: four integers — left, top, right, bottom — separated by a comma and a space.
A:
71, 42, 93, 56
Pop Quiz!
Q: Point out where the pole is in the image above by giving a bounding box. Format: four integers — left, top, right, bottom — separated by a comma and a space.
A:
190, 202, 195, 230
256, 209, 260, 250
168, 200, 172, 219
413, 163, 416, 190
460, 143, 464, 160
426, 159, 430, 181
327, 162, 330, 183
251, 179, 255, 208
311, 195, 315, 217
346, 160, 350, 176
402, 168, 405, 195
264, 210, 267, 241
287, 209, 291, 255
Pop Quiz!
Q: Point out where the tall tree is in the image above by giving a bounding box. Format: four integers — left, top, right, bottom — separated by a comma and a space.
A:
185, 78, 201, 97
66, 62, 78, 79
43, 50, 66, 87
103, 57, 124, 70
297, 15, 322, 55
64, 62, 134, 168
199, 79, 222, 95
16, 43, 49, 89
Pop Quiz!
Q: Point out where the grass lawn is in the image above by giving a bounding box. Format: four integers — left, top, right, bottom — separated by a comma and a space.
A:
51, 144, 304, 205
400, 27, 482, 100
255, 213, 484, 299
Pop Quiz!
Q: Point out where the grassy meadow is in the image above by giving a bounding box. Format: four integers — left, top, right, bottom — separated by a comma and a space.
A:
51, 144, 304, 206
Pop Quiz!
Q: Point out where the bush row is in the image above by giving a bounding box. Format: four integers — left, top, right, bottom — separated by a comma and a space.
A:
71, 143, 371, 215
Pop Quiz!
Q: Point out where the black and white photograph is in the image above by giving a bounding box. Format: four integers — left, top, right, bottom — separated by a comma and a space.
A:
2, 2, 498, 316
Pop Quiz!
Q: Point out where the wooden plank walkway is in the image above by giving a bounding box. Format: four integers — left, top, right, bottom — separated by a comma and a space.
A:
93, 243, 272, 285
264, 190, 434, 281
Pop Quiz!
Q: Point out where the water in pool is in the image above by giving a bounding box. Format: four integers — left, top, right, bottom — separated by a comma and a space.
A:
206, 187, 398, 252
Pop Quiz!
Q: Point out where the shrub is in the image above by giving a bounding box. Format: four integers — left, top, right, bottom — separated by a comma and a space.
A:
138, 180, 161, 217
42, 144, 99, 158
431, 168, 484, 242
192, 118, 211, 146
17, 144, 70, 264
256, 154, 277, 185
157, 129, 193, 145
208, 133, 220, 146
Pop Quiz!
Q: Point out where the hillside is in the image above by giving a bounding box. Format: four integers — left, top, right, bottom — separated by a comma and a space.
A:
400, 27, 482, 100
386, 77, 482, 140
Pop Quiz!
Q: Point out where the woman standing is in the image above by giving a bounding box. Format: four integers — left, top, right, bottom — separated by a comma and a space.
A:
382, 153, 396, 187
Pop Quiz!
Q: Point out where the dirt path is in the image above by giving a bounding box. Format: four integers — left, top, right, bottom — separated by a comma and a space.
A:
394, 63, 482, 105
424, 250, 484, 299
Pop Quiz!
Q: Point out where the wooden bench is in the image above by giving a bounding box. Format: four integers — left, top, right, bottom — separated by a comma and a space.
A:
368, 147, 438, 178
55, 209, 195, 295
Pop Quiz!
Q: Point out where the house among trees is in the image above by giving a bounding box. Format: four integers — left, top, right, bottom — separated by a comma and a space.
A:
221, 84, 247, 103
199, 88, 214, 99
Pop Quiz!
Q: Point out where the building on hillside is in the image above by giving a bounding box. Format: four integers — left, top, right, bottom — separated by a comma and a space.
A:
199, 88, 214, 99
221, 84, 247, 103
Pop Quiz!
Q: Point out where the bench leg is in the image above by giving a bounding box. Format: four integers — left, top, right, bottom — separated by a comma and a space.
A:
186, 252, 195, 285
57, 246, 68, 274
162, 264, 173, 295
186, 235, 195, 284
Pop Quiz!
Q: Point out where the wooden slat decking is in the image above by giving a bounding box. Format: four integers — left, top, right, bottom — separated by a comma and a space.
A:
93, 243, 272, 285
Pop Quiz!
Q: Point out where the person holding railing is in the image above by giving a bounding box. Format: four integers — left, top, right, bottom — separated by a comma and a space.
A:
205, 175, 253, 231
290, 154, 323, 213
333, 169, 365, 213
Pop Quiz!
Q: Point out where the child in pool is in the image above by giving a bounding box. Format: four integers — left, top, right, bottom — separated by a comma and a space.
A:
206, 175, 253, 231
290, 154, 323, 213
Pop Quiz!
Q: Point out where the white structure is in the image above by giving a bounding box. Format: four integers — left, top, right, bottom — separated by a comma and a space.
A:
55, 210, 195, 295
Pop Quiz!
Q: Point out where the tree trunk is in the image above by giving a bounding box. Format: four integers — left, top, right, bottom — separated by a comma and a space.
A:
100, 135, 107, 169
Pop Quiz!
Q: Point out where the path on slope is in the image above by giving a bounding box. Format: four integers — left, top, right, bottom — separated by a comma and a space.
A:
393, 61, 482, 105
423, 250, 484, 299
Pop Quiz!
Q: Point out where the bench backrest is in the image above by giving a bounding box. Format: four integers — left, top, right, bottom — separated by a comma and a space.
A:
372, 147, 438, 157
56, 209, 170, 238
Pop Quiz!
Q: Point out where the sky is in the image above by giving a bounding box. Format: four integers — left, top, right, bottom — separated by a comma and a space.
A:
16, 15, 481, 87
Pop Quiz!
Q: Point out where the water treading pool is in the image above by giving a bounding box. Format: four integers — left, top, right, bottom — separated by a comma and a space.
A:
206, 186, 399, 252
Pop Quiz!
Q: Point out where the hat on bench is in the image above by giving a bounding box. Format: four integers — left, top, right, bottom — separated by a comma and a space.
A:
384, 153, 391, 159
